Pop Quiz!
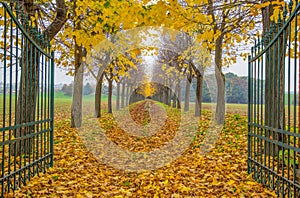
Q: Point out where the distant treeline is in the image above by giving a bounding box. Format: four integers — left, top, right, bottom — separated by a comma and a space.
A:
188, 72, 248, 104
58, 73, 249, 104
58, 72, 299, 105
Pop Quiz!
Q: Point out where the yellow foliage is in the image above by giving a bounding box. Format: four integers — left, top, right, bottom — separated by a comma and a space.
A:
137, 76, 157, 98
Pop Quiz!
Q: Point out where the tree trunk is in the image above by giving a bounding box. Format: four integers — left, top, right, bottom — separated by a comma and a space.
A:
172, 81, 177, 108
262, 0, 285, 156
215, 36, 225, 124
163, 87, 167, 105
262, 0, 273, 131
172, 91, 176, 108
13, 0, 66, 155
95, 72, 104, 117
128, 86, 133, 105
168, 86, 172, 106
121, 81, 126, 108
158, 86, 163, 103
125, 85, 130, 106
177, 81, 181, 109
15, 41, 39, 155
184, 78, 191, 112
107, 79, 113, 113
195, 74, 203, 117
71, 43, 84, 128
116, 82, 120, 110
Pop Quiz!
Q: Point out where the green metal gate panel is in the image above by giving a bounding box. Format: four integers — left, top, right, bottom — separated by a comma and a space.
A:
0, 3, 54, 196
248, 1, 300, 197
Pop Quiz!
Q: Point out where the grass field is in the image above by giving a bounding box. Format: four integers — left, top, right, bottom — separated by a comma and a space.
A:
52, 94, 248, 116
54, 92, 113, 101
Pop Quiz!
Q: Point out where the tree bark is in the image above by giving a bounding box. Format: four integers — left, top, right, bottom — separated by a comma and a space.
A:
14, 0, 66, 155
71, 43, 84, 128
177, 81, 181, 109
121, 81, 126, 108
184, 78, 191, 112
262, 0, 285, 156
168, 84, 172, 106
15, 40, 38, 155
207, 0, 225, 124
116, 82, 120, 110
107, 79, 113, 113
172, 90, 176, 108
172, 80, 177, 108
128, 85, 133, 105
95, 72, 104, 117
163, 86, 167, 105
195, 74, 203, 117
215, 36, 225, 124
18, 0, 67, 40
43, 0, 67, 40
125, 84, 130, 106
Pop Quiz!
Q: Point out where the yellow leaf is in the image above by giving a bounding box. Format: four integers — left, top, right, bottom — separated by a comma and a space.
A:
83, 191, 93, 198
212, 177, 219, 186
246, 181, 257, 185
227, 180, 235, 185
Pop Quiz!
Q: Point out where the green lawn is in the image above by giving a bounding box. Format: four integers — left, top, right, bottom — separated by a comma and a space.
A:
54, 92, 114, 102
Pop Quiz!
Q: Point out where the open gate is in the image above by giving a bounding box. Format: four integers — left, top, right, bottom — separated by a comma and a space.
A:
248, 1, 300, 197
0, 3, 54, 196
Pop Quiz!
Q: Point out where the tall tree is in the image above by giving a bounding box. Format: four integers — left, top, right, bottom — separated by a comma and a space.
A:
70, 0, 87, 128
205, 0, 256, 124
15, 0, 67, 154
260, 0, 286, 155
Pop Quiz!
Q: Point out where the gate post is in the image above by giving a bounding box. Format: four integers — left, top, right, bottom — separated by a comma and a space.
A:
248, 1, 300, 196
0, 3, 55, 196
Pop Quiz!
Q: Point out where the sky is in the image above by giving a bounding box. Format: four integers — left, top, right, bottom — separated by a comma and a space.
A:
223, 58, 248, 77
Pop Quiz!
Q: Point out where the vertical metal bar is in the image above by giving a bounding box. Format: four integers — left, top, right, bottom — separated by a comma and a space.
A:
297, 17, 300, 197
293, 2, 298, 195
1, 7, 7, 196
261, 40, 267, 185
43, 52, 47, 168
268, 30, 272, 188
13, 6, 19, 191
293, 7, 298, 193
256, 38, 260, 181
276, 17, 284, 197
258, 38, 263, 182
272, 26, 276, 190
7, 11, 14, 193
36, 48, 40, 174
47, 47, 51, 167
253, 39, 257, 180
248, 54, 251, 174
32, 43, 36, 176
23, 17, 29, 185
28, 24, 33, 182
281, 13, 288, 196
287, 10, 292, 194
50, 51, 54, 167
296, 2, 300, 181
40, 52, 44, 172
18, 15, 24, 189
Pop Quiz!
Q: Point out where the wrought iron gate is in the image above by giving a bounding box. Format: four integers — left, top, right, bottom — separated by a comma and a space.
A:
248, 1, 300, 197
0, 3, 54, 196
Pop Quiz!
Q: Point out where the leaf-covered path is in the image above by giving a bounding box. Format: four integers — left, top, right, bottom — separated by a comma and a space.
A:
8, 101, 275, 197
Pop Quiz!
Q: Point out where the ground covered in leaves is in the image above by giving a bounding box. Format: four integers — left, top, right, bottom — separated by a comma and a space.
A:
7, 100, 276, 197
